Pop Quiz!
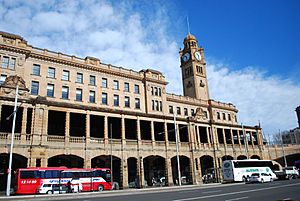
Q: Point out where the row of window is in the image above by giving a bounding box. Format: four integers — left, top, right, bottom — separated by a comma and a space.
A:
0, 55, 16, 70
32, 64, 140, 93
31, 81, 141, 109
168, 105, 208, 118
216, 112, 234, 121
151, 86, 162, 96
151, 100, 163, 111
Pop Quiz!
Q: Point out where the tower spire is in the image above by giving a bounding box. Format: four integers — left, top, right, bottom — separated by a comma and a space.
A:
187, 16, 190, 34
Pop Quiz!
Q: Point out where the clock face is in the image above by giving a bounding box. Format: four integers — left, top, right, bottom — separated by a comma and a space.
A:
195, 51, 202, 61
182, 52, 190, 62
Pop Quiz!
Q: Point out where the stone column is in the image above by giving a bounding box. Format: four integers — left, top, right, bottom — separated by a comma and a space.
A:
140, 157, 145, 188
222, 128, 227, 147
41, 157, 47, 167
197, 158, 203, 184
41, 108, 48, 145
65, 111, 70, 148
151, 121, 155, 147
197, 126, 201, 150
237, 130, 242, 148
122, 158, 128, 189
121, 114, 126, 145
21, 107, 27, 142
206, 127, 211, 148
164, 120, 169, 147
166, 157, 173, 186
84, 112, 90, 168
104, 115, 108, 144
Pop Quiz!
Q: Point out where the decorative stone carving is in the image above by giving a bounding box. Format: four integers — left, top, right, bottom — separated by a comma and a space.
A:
18, 57, 25, 66
193, 107, 206, 121
0, 75, 29, 98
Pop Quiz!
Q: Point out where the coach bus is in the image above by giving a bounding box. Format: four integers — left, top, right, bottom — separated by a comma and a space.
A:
14, 167, 112, 194
222, 159, 277, 182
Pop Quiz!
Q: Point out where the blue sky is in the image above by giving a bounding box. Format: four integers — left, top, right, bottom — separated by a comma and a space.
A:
0, 0, 299, 137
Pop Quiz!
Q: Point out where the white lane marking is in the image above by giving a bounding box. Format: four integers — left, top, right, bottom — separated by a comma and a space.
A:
172, 182, 300, 201
226, 196, 249, 201
202, 190, 222, 194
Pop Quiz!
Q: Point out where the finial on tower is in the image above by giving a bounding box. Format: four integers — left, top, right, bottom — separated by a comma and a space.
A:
187, 16, 190, 34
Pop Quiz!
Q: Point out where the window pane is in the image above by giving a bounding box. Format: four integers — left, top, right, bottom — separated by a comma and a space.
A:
48, 67, 55, 78
76, 73, 83, 83
113, 80, 119, 90
134, 85, 139, 94
9, 58, 16, 69
47, 84, 54, 97
32, 64, 40, 75
114, 95, 119, 106
135, 98, 140, 109
89, 91, 95, 103
102, 93, 107, 105
102, 78, 107, 88
90, 75, 95, 86
2, 56, 9, 68
62, 70, 69, 81
125, 96, 130, 107
169, 106, 173, 114
62, 86, 69, 99
31, 81, 39, 95
76, 89, 82, 101
0, 74, 7, 85
124, 82, 129, 92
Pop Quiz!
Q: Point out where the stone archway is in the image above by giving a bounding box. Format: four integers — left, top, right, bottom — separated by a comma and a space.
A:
91, 155, 121, 188
250, 155, 261, 159
143, 155, 166, 186
0, 153, 27, 191
237, 155, 247, 160
127, 157, 138, 188
48, 154, 83, 168
171, 155, 191, 185
222, 155, 234, 161
200, 155, 214, 177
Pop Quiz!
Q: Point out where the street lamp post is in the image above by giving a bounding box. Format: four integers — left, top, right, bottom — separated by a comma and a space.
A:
110, 123, 113, 188
280, 129, 287, 167
241, 123, 249, 159
173, 113, 181, 186
6, 85, 19, 196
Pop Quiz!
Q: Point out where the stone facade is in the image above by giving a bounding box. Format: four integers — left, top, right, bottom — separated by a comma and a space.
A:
0, 31, 269, 189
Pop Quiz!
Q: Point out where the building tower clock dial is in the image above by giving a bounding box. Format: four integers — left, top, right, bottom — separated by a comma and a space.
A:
182, 52, 190, 62
194, 51, 201, 61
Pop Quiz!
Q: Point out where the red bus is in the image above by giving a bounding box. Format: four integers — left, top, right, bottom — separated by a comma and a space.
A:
14, 167, 112, 194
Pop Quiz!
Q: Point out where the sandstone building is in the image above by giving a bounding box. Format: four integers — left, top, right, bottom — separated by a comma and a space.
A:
0, 31, 267, 189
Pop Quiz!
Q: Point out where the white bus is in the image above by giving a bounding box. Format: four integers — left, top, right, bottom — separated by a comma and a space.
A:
222, 159, 277, 182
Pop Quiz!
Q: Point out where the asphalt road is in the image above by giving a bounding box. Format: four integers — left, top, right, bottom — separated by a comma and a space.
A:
3, 179, 300, 201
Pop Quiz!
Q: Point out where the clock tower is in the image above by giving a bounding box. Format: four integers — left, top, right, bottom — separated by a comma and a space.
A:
179, 33, 210, 100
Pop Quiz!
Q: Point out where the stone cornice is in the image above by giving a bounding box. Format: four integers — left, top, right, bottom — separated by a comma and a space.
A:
0, 44, 31, 56
167, 96, 208, 107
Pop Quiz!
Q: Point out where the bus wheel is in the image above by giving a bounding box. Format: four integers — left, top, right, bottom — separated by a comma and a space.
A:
97, 185, 104, 191
47, 190, 53, 194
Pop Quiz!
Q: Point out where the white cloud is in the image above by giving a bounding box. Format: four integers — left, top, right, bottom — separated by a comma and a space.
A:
0, 0, 299, 137
206, 61, 300, 135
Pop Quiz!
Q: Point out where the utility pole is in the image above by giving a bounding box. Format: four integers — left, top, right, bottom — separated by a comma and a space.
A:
280, 129, 287, 167
173, 113, 181, 186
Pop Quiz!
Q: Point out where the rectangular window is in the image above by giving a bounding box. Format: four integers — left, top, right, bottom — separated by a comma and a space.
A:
125, 96, 130, 107
47, 84, 54, 97
204, 111, 208, 119
124, 82, 129, 92
2, 56, 9, 68
32, 64, 40, 75
62, 70, 69, 81
113, 80, 119, 90
9, 58, 16, 69
217, 112, 220, 119
102, 93, 108, 105
76, 88, 82, 101
184, 108, 188, 116
177, 107, 181, 115
0, 74, 7, 85
102, 78, 107, 88
62, 86, 69, 99
155, 100, 159, 111
76, 73, 83, 83
31, 81, 39, 95
48, 67, 55, 78
134, 84, 140, 94
113, 95, 119, 106
90, 75, 96, 86
223, 113, 226, 120
169, 106, 173, 114
228, 114, 231, 121
152, 100, 155, 110
135, 98, 140, 109
191, 109, 195, 116
159, 101, 162, 111
89, 91, 95, 103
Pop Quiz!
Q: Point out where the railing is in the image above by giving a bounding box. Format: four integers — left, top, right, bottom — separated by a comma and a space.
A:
0, 132, 8, 139
47, 135, 65, 142
69, 136, 85, 143
90, 137, 103, 143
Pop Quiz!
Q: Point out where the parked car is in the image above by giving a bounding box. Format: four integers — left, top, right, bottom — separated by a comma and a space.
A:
249, 173, 273, 183
36, 183, 67, 194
